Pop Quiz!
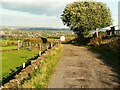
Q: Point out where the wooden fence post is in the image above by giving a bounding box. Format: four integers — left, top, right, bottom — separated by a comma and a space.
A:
39, 51, 41, 56
46, 45, 49, 50
18, 40, 20, 50
96, 28, 99, 37
50, 42, 53, 48
29, 42, 31, 50
39, 43, 42, 50
23, 63, 25, 68
18, 40, 22, 50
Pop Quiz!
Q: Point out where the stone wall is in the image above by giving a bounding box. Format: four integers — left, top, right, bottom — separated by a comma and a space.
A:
3, 44, 59, 88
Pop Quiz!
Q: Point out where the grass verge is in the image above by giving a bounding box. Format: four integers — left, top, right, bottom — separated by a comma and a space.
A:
21, 44, 63, 88
86, 45, 120, 72
86, 45, 120, 85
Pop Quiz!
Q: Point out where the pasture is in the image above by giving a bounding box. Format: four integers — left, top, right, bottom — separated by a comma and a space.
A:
0, 40, 17, 43
1, 38, 54, 80
0, 46, 17, 50
1, 30, 75, 84
0, 39, 18, 51
2, 49, 39, 78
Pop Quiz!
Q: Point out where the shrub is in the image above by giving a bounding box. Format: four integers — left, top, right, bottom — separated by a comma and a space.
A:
98, 32, 106, 39
88, 37, 102, 47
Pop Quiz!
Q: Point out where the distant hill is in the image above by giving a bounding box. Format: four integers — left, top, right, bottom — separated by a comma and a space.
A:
18, 27, 70, 31
1, 26, 70, 31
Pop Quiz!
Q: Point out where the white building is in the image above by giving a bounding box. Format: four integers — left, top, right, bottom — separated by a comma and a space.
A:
60, 36, 65, 42
0, 31, 5, 35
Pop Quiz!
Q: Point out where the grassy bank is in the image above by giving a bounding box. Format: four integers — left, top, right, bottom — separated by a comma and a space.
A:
84, 37, 120, 66
21, 44, 63, 88
85, 42, 120, 76
87, 46, 120, 64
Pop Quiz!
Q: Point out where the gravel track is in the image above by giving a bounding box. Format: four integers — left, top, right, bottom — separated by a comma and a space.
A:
48, 44, 120, 88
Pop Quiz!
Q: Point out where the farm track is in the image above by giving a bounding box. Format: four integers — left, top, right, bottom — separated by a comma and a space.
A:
48, 44, 120, 88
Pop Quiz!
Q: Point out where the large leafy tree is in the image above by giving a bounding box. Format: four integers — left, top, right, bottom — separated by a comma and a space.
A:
61, 1, 113, 39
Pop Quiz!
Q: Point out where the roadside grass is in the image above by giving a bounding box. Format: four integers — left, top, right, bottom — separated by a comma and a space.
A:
86, 44, 120, 84
21, 44, 63, 88
84, 40, 120, 84
88, 46, 120, 65
2, 49, 39, 78
83, 37, 120, 67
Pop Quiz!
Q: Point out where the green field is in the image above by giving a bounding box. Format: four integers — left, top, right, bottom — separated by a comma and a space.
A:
0, 40, 17, 42
0, 46, 18, 50
2, 49, 39, 78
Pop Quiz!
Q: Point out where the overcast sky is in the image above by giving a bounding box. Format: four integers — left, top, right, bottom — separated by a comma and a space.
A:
0, 0, 119, 28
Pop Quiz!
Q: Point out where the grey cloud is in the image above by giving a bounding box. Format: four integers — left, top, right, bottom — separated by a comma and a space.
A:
1, 1, 65, 16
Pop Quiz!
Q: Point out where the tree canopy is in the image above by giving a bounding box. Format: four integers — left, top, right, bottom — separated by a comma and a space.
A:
61, 1, 113, 37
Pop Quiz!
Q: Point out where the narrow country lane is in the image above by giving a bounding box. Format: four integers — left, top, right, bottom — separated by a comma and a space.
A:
48, 44, 120, 88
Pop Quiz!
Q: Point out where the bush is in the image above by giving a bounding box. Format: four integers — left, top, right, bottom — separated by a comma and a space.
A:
88, 37, 102, 47
108, 37, 120, 51
98, 32, 106, 39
